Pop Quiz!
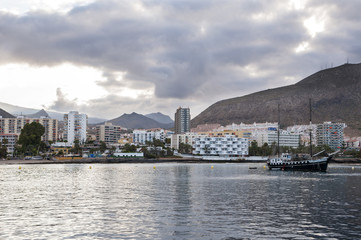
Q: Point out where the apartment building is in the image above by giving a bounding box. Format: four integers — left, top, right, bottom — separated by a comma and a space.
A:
174, 107, 190, 134
171, 132, 206, 150
96, 122, 122, 145
133, 129, 165, 144
64, 111, 87, 144
193, 136, 248, 156
0, 116, 58, 142
253, 130, 300, 148
0, 134, 18, 156
316, 122, 346, 150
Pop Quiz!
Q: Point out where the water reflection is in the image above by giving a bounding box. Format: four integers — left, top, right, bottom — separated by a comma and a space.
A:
0, 163, 360, 239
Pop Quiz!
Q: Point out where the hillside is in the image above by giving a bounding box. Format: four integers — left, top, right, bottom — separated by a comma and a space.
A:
26, 109, 50, 118
108, 112, 173, 129
191, 63, 361, 136
145, 112, 173, 124
0, 108, 15, 118
0, 101, 106, 123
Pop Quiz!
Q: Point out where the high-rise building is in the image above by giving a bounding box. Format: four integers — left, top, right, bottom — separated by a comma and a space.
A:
64, 111, 87, 144
316, 122, 346, 150
96, 122, 122, 145
174, 107, 190, 134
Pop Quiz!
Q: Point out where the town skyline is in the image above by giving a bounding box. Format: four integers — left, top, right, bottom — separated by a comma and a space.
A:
1, 0, 361, 118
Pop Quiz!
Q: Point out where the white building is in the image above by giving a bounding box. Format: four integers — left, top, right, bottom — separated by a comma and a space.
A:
316, 122, 346, 150
133, 129, 165, 144
217, 122, 278, 132
193, 136, 248, 156
64, 111, 87, 144
253, 130, 300, 148
171, 132, 206, 150
0, 134, 18, 156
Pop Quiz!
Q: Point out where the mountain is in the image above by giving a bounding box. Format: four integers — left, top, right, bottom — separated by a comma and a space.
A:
0, 108, 15, 118
191, 63, 361, 137
145, 112, 174, 124
107, 112, 173, 129
0, 101, 106, 123
0, 102, 38, 115
26, 109, 50, 118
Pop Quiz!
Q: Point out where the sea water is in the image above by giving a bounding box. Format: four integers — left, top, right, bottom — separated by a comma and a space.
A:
0, 163, 360, 239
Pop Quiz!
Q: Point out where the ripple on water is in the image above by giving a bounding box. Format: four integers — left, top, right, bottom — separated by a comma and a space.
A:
0, 163, 360, 239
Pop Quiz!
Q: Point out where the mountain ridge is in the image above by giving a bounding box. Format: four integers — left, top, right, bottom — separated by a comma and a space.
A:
107, 112, 173, 129
191, 63, 361, 137
145, 112, 173, 124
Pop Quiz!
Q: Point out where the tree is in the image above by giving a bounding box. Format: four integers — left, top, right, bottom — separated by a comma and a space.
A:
123, 143, 137, 153
249, 140, 259, 156
99, 141, 107, 153
17, 122, 45, 156
0, 139, 8, 158
71, 140, 82, 154
179, 143, 192, 154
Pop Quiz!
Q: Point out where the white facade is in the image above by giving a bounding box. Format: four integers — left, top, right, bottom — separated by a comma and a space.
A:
171, 132, 206, 150
193, 136, 248, 156
0, 134, 18, 156
64, 111, 87, 144
217, 122, 278, 132
316, 122, 346, 150
253, 130, 300, 148
133, 129, 165, 144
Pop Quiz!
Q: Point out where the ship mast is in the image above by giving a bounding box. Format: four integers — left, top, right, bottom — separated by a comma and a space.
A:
277, 103, 280, 158
309, 99, 313, 157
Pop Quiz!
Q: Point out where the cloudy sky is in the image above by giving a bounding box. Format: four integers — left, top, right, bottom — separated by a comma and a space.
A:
1, 0, 360, 119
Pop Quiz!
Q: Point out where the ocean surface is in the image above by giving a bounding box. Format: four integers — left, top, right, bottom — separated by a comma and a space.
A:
0, 163, 360, 239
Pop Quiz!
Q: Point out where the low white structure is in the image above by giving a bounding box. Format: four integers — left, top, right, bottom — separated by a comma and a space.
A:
193, 136, 248, 156
113, 152, 144, 157
133, 129, 165, 144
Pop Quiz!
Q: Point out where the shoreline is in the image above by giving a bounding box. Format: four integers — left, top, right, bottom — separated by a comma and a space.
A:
1, 157, 361, 165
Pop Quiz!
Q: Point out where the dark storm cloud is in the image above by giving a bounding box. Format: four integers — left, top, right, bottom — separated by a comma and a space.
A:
1, 0, 361, 117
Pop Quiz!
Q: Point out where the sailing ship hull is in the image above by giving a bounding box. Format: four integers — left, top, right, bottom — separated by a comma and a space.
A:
267, 157, 331, 171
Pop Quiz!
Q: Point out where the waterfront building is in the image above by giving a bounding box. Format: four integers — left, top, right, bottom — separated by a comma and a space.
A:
192, 136, 248, 156
286, 124, 317, 146
0, 116, 58, 142
217, 122, 278, 132
96, 122, 122, 145
133, 129, 165, 145
50, 142, 73, 155
174, 107, 190, 134
171, 132, 206, 150
316, 122, 346, 150
0, 134, 18, 156
63, 111, 87, 144
253, 130, 300, 148
191, 124, 221, 132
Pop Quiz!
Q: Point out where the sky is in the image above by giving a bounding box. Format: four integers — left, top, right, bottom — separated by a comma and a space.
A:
1, 0, 361, 120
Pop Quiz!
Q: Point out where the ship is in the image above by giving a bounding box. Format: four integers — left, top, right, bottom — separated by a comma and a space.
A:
267, 151, 338, 171
267, 99, 339, 171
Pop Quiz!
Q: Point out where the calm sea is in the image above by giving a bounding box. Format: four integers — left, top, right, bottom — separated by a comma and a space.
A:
0, 163, 360, 239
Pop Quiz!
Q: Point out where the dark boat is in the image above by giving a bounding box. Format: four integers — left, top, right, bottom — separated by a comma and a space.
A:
267, 99, 339, 171
267, 151, 338, 171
